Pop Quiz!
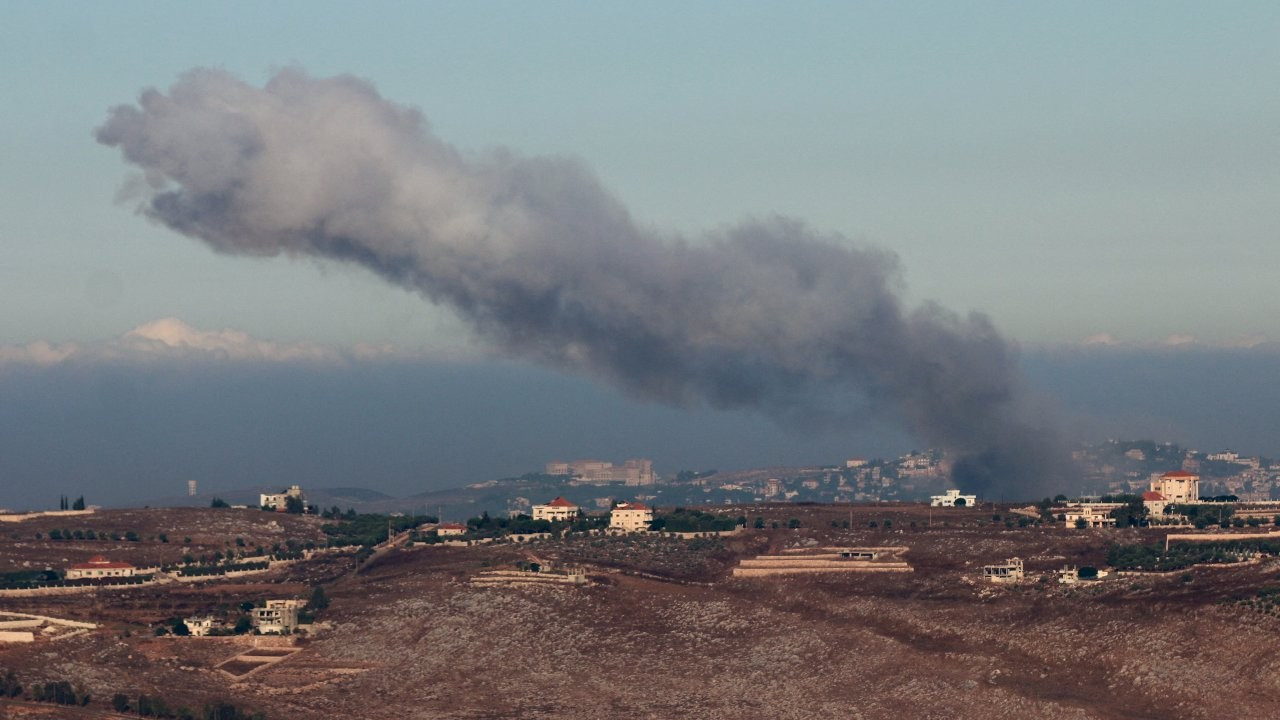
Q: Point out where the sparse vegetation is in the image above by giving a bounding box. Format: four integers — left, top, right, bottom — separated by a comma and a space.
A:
1108, 538, 1280, 571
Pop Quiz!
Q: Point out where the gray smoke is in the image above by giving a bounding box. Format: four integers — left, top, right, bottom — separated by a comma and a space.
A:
97, 67, 1068, 498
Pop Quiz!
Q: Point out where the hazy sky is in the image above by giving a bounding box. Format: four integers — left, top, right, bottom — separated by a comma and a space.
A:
3, 2, 1278, 348
2, 3, 1278, 507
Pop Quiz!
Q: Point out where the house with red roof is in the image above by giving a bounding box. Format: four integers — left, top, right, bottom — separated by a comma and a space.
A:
1142, 490, 1168, 516
1149, 470, 1200, 504
65, 555, 136, 580
532, 496, 580, 523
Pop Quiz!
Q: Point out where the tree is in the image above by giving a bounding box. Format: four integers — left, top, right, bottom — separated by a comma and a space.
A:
170, 618, 191, 636
1078, 566, 1098, 579
72, 496, 85, 511
211, 497, 230, 508
1074, 518, 1088, 529
308, 585, 330, 611
112, 693, 130, 712
753, 516, 765, 529
285, 495, 305, 514
1, 669, 21, 698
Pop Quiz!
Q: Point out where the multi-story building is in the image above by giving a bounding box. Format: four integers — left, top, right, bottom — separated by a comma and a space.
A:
532, 497, 580, 523
183, 616, 217, 636
545, 459, 655, 485
609, 502, 653, 532
1150, 470, 1200, 503
930, 489, 977, 507
252, 599, 304, 634
260, 485, 304, 511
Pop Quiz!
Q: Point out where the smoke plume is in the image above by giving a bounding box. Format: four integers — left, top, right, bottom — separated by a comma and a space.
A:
97, 68, 1067, 497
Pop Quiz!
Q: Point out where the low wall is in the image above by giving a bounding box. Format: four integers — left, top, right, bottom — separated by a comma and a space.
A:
0, 631, 35, 643
0, 620, 43, 629
0, 584, 110, 598
0, 509, 96, 523
732, 564, 912, 577
0, 612, 97, 629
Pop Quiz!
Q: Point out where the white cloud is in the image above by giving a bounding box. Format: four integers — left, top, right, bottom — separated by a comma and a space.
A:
1081, 332, 1117, 346
0, 318, 415, 369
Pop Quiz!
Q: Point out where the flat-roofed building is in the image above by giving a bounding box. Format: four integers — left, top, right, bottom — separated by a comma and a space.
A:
252, 599, 304, 634
930, 489, 977, 507
609, 502, 653, 532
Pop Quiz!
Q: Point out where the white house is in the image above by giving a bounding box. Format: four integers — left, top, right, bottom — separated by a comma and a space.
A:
532, 497, 580, 523
1062, 506, 1117, 529
930, 489, 977, 507
260, 485, 305, 511
183, 616, 217, 636
609, 502, 653, 532
65, 555, 136, 580
436, 523, 467, 537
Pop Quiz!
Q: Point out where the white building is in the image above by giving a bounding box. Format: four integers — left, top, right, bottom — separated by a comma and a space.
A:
532, 497, 580, 523
252, 599, 304, 634
436, 523, 467, 537
609, 502, 653, 532
982, 557, 1024, 583
1149, 471, 1200, 503
545, 459, 656, 485
1062, 506, 1117, 529
65, 555, 136, 580
930, 489, 977, 507
260, 485, 304, 511
183, 616, 217, 636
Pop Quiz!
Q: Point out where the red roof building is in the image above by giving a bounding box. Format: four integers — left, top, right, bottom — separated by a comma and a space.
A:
1150, 470, 1200, 504
66, 555, 137, 580
533, 496, 580, 522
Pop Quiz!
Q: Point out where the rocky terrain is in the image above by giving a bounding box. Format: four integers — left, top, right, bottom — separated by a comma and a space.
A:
3, 505, 1280, 719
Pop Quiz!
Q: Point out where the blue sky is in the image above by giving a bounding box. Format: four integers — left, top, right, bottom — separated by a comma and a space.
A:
3, 1, 1278, 348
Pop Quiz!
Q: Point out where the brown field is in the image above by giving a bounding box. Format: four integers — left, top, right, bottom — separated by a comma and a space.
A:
4, 503, 1280, 719
0, 507, 326, 571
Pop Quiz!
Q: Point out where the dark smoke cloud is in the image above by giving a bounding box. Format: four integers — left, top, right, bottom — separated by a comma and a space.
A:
97, 67, 1068, 498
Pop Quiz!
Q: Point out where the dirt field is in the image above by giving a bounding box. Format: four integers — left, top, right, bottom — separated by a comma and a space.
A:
4, 503, 1280, 719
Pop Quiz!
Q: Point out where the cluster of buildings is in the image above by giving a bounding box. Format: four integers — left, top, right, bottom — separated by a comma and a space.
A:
183, 598, 305, 636
545, 459, 656, 486
524, 496, 655, 532
1078, 442, 1280, 500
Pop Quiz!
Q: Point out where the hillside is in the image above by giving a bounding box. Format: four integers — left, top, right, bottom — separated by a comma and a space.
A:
3, 504, 1280, 718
